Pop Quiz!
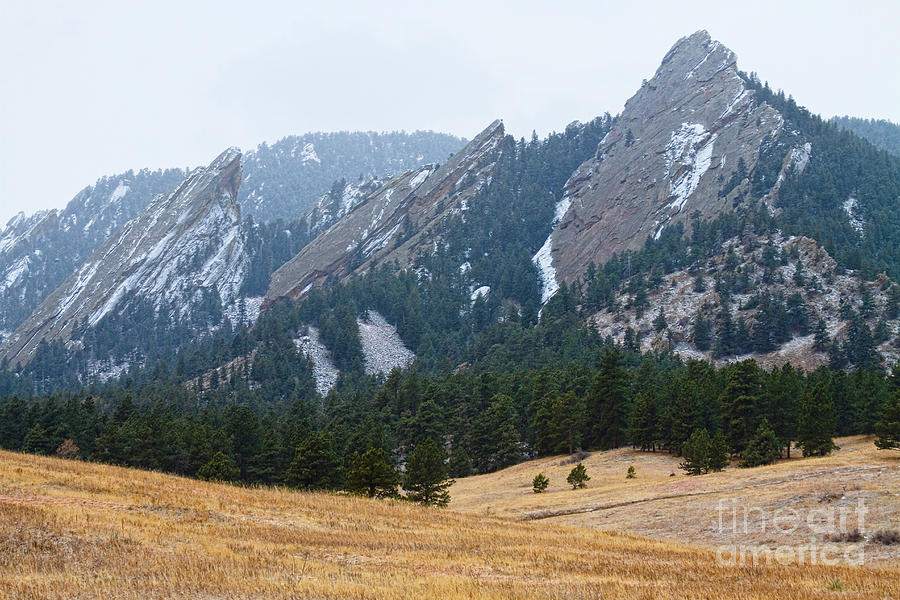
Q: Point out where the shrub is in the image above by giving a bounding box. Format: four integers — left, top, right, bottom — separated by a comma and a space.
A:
626, 466, 636, 479
872, 530, 900, 545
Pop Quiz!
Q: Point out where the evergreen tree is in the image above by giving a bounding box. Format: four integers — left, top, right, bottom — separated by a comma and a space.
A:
680, 428, 712, 475
532, 472, 549, 493
813, 319, 830, 351
470, 394, 522, 472
693, 313, 711, 351
346, 448, 398, 498
720, 360, 762, 455
628, 392, 656, 451
589, 348, 629, 449
708, 431, 731, 472
740, 419, 782, 467
680, 428, 730, 475
447, 445, 474, 477
566, 463, 590, 489
197, 451, 239, 483
22, 423, 52, 455
404, 438, 453, 507
286, 431, 341, 490
797, 379, 838, 457
874, 393, 900, 450
653, 308, 667, 332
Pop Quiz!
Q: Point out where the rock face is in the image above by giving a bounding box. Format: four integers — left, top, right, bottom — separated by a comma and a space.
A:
239, 131, 466, 223
539, 31, 788, 300
0, 149, 248, 367
0, 169, 186, 335
266, 120, 504, 303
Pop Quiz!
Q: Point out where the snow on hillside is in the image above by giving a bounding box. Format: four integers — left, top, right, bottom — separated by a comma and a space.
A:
358, 311, 414, 375
534, 196, 571, 304
294, 326, 339, 396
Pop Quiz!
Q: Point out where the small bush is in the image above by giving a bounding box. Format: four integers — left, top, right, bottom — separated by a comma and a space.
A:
872, 530, 900, 545
559, 450, 590, 466
626, 466, 636, 479
825, 529, 862, 543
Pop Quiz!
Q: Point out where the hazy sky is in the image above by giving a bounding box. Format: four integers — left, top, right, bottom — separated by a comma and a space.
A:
2, 0, 898, 225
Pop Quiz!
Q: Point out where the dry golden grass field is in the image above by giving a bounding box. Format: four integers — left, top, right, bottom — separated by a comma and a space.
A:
452, 436, 900, 563
0, 438, 897, 599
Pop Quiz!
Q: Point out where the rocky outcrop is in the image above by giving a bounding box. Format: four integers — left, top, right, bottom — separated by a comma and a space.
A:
539, 31, 789, 300
0, 169, 186, 334
266, 120, 505, 303
0, 148, 248, 367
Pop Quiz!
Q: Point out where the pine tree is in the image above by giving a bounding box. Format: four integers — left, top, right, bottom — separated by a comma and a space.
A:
589, 348, 628, 449
626, 466, 636, 479
346, 448, 398, 498
404, 439, 453, 507
285, 431, 341, 490
22, 423, 52, 455
797, 379, 838, 457
740, 419, 782, 467
653, 308, 667, 332
566, 463, 590, 489
708, 432, 731, 472
874, 393, 900, 450
197, 451, 239, 482
693, 313, 711, 351
680, 428, 712, 475
813, 319, 830, 351
628, 392, 656, 451
532, 473, 549, 493
720, 360, 762, 455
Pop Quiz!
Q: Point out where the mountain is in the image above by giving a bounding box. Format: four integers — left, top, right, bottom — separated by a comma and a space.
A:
0, 149, 248, 368
0, 169, 187, 338
239, 131, 466, 223
536, 31, 793, 300
266, 120, 504, 303
831, 116, 900, 157
0, 131, 465, 342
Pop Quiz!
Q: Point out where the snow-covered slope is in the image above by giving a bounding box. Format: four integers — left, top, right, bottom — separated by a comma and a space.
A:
0, 169, 186, 333
266, 120, 504, 303
0, 149, 248, 367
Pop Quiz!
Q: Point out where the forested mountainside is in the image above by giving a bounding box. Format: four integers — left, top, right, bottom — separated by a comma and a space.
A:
831, 115, 900, 157
1, 31, 899, 493
239, 131, 466, 222
0, 168, 187, 336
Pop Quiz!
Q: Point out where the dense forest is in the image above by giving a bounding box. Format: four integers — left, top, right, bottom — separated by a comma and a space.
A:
831, 115, 900, 157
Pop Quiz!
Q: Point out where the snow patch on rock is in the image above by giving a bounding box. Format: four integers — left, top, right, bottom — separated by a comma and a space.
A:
470, 285, 490, 303
357, 311, 414, 375
844, 195, 864, 236
533, 196, 572, 304
663, 123, 717, 214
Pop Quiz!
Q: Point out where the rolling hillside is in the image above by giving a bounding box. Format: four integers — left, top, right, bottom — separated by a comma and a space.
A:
1, 447, 898, 599
452, 436, 900, 564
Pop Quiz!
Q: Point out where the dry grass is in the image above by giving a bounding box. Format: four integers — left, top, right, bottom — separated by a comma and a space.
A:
452, 436, 900, 564
0, 444, 897, 599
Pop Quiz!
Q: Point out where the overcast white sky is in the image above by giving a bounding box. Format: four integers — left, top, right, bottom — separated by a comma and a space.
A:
1, 0, 898, 225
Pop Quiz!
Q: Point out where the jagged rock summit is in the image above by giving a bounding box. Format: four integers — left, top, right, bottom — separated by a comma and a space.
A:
1, 148, 247, 367
266, 120, 505, 303
537, 30, 791, 302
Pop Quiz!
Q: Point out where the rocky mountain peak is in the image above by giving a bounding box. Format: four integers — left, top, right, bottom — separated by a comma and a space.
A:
536, 32, 788, 302
0, 148, 249, 367
266, 120, 504, 303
